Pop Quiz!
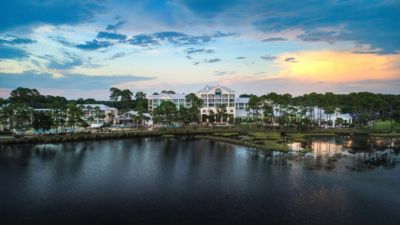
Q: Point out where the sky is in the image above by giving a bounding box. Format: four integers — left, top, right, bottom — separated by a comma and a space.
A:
0, 0, 399, 99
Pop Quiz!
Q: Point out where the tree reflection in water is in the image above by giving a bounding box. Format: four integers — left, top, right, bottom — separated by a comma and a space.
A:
0, 136, 399, 173
251, 135, 400, 171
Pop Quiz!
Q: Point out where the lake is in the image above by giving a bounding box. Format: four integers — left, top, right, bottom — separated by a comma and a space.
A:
0, 136, 399, 225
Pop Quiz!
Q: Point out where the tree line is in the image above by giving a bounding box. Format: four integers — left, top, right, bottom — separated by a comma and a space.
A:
241, 92, 400, 128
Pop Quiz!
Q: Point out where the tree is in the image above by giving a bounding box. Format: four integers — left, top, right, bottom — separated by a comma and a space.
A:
152, 101, 177, 125
120, 89, 133, 112
134, 91, 147, 127
9, 87, 41, 106
0, 97, 5, 106
185, 93, 203, 123
110, 87, 122, 101
216, 104, 227, 123
161, 90, 176, 94
260, 100, 274, 126
12, 103, 31, 130
33, 111, 53, 130
248, 96, 261, 121
110, 87, 122, 108
66, 103, 84, 129
177, 107, 191, 125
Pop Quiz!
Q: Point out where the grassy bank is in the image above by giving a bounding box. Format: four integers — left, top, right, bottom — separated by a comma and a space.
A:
195, 134, 289, 152
1, 127, 398, 146
0, 128, 241, 145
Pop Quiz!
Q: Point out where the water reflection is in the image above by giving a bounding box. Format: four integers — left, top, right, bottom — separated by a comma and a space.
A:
0, 137, 399, 225
284, 135, 400, 171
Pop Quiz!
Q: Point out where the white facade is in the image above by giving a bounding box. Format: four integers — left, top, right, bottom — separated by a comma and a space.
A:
148, 93, 189, 112
235, 97, 250, 118
196, 85, 237, 121
81, 104, 118, 127
115, 110, 153, 127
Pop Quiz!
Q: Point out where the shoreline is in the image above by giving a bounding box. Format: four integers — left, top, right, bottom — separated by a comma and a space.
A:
0, 128, 399, 146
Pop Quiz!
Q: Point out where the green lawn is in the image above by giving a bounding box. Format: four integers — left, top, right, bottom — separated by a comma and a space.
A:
370, 120, 398, 133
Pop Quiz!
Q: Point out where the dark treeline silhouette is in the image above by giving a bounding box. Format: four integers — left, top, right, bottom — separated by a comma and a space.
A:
240, 92, 400, 127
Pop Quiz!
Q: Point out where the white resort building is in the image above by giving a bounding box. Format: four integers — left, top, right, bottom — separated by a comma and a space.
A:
148, 93, 190, 112
196, 85, 237, 122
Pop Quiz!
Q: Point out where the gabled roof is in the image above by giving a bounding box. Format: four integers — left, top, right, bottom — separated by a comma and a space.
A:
81, 104, 117, 111
117, 110, 152, 119
197, 85, 236, 93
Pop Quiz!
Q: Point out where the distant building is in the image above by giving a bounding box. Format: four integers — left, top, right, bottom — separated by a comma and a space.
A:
147, 93, 190, 112
115, 110, 153, 127
235, 97, 250, 118
81, 104, 118, 127
196, 85, 237, 122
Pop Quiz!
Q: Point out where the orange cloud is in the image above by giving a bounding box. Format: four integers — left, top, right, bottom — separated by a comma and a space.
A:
275, 51, 400, 82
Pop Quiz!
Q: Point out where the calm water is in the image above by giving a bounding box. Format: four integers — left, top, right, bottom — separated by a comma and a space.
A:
0, 137, 399, 225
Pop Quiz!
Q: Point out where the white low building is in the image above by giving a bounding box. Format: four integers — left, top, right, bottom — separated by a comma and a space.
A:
81, 104, 118, 127
115, 110, 153, 127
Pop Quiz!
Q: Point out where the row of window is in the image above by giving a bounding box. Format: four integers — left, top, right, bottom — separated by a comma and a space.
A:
203, 103, 236, 107
200, 94, 235, 98
150, 99, 186, 103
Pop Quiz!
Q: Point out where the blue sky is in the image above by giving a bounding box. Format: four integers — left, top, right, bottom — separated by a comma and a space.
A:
0, 0, 399, 99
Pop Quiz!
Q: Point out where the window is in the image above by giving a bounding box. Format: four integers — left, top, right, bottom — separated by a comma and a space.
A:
215, 88, 222, 97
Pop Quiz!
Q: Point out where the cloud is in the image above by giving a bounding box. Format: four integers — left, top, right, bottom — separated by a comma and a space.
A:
225, 77, 400, 96
97, 31, 127, 40
204, 58, 221, 63
50, 36, 76, 47
262, 37, 287, 42
260, 55, 276, 61
297, 30, 351, 44
0, 45, 29, 60
127, 34, 159, 46
176, 0, 243, 16
47, 53, 83, 70
106, 20, 126, 31
0, 0, 102, 32
274, 50, 400, 82
0, 36, 36, 45
110, 52, 126, 60
236, 56, 246, 59
214, 71, 234, 76
153, 31, 211, 45
126, 31, 231, 47
213, 31, 237, 38
0, 36, 35, 60
185, 48, 215, 54
253, 1, 400, 54
0, 70, 155, 89
76, 39, 113, 50
284, 57, 297, 63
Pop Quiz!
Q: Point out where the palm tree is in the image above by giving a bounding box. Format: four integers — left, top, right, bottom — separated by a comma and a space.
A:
110, 87, 122, 108
216, 104, 227, 123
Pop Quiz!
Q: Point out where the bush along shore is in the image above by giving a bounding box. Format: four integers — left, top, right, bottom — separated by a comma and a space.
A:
1, 128, 399, 152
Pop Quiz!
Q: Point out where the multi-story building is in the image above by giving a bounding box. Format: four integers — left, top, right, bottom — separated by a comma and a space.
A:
196, 85, 237, 122
235, 97, 250, 118
147, 93, 190, 112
